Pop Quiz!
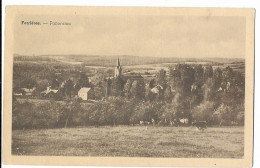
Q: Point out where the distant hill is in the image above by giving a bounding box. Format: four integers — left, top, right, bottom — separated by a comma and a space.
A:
14, 54, 245, 66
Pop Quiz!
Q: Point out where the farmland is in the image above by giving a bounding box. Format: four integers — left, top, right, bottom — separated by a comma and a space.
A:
12, 126, 244, 158
14, 54, 245, 76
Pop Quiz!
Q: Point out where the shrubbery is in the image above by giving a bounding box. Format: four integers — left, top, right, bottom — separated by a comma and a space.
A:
13, 97, 135, 129
13, 97, 244, 130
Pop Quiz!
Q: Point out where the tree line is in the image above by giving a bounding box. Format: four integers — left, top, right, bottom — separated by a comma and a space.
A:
12, 63, 245, 129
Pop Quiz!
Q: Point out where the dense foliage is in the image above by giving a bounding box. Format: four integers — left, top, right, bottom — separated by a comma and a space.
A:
12, 59, 245, 129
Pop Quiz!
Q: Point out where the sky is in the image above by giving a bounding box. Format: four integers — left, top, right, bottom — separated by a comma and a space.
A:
14, 15, 246, 58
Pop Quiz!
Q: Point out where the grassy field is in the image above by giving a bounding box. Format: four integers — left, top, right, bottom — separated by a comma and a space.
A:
12, 126, 244, 158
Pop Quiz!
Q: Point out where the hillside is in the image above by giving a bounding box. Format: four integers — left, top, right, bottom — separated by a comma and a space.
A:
14, 54, 245, 67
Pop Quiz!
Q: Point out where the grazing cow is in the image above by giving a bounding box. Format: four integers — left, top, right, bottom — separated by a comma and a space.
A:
140, 120, 150, 126
140, 120, 144, 125
192, 121, 207, 131
179, 118, 189, 125
151, 118, 155, 127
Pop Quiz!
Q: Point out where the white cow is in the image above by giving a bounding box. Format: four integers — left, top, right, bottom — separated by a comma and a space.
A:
179, 118, 189, 124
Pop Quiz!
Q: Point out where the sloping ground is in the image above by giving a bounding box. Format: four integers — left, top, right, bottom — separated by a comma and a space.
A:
12, 126, 244, 158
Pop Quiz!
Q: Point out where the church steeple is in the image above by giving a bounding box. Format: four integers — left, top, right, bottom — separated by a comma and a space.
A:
115, 58, 122, 78
117, 57, 121, 67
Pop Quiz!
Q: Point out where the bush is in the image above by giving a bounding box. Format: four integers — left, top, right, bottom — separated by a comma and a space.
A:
130, 101, 164, 124
212, 103, 244, 126
12, 96, 244, 129
12, 101, 62, 129
191, 101, 215, 124
12, 101, 34, 129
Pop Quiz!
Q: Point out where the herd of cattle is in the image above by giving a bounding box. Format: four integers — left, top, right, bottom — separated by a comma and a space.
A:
138, 119, 207, 131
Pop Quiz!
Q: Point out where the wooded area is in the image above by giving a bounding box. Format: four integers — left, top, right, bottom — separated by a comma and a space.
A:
12, 56, 245, 129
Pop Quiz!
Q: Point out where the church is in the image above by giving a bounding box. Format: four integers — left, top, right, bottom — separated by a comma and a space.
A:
114, 58, 122, 78
105, 58, 144, 97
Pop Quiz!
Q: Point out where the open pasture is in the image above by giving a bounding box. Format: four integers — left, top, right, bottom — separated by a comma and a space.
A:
12, 126, 244, 158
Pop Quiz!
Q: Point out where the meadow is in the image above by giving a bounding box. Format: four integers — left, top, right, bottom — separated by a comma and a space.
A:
12, 126, 244, 158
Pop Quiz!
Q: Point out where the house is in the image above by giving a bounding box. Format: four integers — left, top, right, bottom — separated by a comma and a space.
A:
191, 84, 198, 94
21, 87, 36, 96
191, 84, 197, 92
218, 81, 231, 92
41, 86, 58, 98
151, 84, 163, 94
226, 82, 231, 91
78, 87, 94, 100
13, 93, 23, 96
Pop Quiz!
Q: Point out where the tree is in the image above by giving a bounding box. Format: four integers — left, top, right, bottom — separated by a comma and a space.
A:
213, 67, 222, 90
77, 73, 90, 88
204, 65, 213, 80
93, 86, 105, 100
148, 79, 156, 89
222, 66, 233, 82
212, 104, 234, 126
194, 64, 204, 87
20, 77, 37, 89
180, 64, 195, 96
62, 97, 82, 128
231, 71, 245, 104
90, 72, 106, 86
156, 69, 167, 88
111, 77, 124, 97
88, 101, 107, 127
12, 101, 34, 129
58, 79, 74, 99
105, 97, 133, 126
130, 79, 145, 99
164, 85, 173, 102
130, 101, 163, 124
91, 75, 108, 99
130, 101, 146, 124
145, 84, 156, 101
123, 79, 133, 98
60, 79, 74, 98
33, 79, 49, 97
160, 103, 177, 125
191, 101, 215, 124
220, 70, 245, 107
169, 65, 181, 85
202, 78, 215, 102
50, 74, 60, 89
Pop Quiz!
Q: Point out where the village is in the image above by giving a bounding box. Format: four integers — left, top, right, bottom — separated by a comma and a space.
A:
11, 56, 245, 158
14, 58, 233, 102
12, 56, 244, 129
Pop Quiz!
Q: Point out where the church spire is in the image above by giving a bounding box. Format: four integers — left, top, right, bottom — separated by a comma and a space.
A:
117, 57, 121, 67
115, 57, 122, 78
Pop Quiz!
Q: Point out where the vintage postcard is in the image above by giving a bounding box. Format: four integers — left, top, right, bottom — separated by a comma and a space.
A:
3, 6, 254, 167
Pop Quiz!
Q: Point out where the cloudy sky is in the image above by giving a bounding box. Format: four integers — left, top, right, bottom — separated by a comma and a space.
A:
14, 15, 246, 58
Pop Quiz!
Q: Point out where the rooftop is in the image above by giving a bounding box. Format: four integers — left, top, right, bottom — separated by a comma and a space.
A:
78, 87, 91, 93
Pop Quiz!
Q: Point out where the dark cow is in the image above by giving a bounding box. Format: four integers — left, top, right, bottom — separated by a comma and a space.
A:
139, 120, 150, 126
192, 121, 207, 131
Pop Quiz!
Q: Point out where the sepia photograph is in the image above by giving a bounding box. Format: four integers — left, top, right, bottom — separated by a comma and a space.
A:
3, 6, 254, 167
